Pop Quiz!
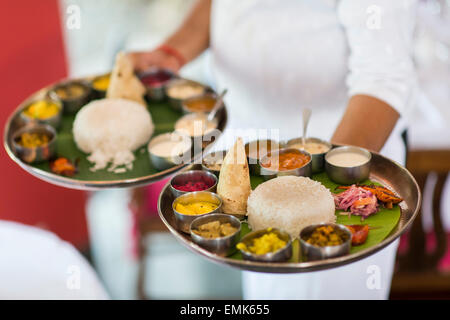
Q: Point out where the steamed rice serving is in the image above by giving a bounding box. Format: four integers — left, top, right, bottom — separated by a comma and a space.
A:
247, 176, 335, 238
73, 98, 154, 173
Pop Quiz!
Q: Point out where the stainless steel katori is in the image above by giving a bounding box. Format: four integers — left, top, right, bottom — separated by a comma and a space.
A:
190, 213, 241, 257
237, 228, 292, 262
148, 132, 193, 171
172, 191, 222, 234
259, 148, 312, 180
138, 68, 176, 101
299, 223, 352, 261
182, 92, 217, 114
325, 146, 372, 185
285, 137, 332, 173
245, 139, 280, 175
12, 124, 57, 164
165, 78, 207, 111
158, 153, 421, 273
19, 97, 63, 129
89, 72, 110, 99
169, 170, 218, 198
48, 80, 92, 114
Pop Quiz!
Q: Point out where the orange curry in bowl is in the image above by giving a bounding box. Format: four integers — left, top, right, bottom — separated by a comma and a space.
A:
261, 150, 310, 171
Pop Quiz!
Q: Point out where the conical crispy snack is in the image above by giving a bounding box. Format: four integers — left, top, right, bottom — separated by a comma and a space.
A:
106, 52, 146, 105
217, 138, 251, 216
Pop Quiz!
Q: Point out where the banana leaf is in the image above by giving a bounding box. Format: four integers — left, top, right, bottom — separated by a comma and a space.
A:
31, 101, 182, 180
230, 172, 401, 261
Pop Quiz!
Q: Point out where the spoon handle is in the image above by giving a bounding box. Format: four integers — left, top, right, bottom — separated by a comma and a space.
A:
208, 89, 228, 122
302, 108, 312, 146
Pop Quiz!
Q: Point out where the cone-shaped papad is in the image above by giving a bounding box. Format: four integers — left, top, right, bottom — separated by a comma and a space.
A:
107, 52, 146, 106
217, 138, 251, 216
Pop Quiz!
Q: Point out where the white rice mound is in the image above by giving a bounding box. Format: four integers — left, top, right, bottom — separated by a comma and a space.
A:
73, 98, 154, 173
247, 176, 336, 238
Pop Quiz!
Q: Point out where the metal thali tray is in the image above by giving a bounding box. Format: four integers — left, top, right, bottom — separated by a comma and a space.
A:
4, 76, 227, 190
158, 154, 421, 273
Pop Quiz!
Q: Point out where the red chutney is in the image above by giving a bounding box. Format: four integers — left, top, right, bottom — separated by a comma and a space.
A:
140, 70, 173, 87
173, 179, 214, 192
262, 150, 310, 171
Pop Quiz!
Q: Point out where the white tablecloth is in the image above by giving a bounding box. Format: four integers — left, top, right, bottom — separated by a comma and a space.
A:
0, 221, 108, 299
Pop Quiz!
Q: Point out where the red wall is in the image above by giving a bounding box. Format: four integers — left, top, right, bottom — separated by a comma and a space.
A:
0, 1, 88, 248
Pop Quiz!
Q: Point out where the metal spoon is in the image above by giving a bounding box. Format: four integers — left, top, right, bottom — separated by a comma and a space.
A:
301, 108, 312, 147
207, 89, 228, 122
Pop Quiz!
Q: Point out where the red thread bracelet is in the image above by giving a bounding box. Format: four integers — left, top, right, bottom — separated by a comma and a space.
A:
157, 44, 186, 68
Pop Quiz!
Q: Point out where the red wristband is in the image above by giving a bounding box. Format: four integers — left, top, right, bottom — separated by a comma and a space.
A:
157, 44, 186, 68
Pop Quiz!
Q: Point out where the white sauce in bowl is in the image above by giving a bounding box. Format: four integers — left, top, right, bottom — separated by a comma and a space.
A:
150, 140, 190, 158
327, 152, 369, 167
175, 113, 217, 137
149, 133, 192, 158
290, 142, 330, 155
167, 83, 204, 100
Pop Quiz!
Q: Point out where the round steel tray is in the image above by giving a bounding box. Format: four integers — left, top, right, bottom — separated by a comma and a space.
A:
158, 153, 421, 273
4, 77, 227, 190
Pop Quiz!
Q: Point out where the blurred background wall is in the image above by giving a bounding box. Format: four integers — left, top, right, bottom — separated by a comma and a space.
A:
0, 0, 88, 248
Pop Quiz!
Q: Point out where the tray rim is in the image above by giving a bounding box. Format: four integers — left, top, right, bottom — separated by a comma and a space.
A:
3, 76, 227, 191
157, 152, 421, 273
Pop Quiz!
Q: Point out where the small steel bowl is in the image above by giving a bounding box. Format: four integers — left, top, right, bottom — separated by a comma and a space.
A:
172, 191, 222, 234
48, 80, 92, 114
138, 68, 176, 101
19, 97, 63, 129
237, 228, 292, 262
148, 132, 192, 171
174, 113, 219, 139
259, 148, 312, 180
12, 124, 57, 163
165, 78, 206, 111
190, 213, 241, 257
285, 137, 332, 173
181, 92, 217, 114
245, 139, 280, 175
90, 72, 111, 99
299, 223, 352, 261
169, 170, 218, 198
201, 150, 226, 177
325, 146, 371, 185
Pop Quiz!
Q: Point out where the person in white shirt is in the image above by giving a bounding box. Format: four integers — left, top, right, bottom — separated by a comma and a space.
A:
129, 0, 417, 299
0, 220, 108, 299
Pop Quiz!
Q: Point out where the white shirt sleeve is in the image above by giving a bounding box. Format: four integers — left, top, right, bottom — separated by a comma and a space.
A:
337, 0, 418, 116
